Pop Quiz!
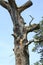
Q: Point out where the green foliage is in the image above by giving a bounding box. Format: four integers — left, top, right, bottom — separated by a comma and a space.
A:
34, 62, 39, 65
34, 62, 43, 65
33, 19, 43, 65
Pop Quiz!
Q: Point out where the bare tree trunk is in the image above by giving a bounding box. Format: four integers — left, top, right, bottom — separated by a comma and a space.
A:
0, 0, 40, 65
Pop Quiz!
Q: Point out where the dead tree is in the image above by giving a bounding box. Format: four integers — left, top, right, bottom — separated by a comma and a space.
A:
0, 0, 43, 65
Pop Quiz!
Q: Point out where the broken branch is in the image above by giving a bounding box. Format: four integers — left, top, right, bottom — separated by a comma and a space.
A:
18, 1, 33, 13
11, 33, 17, 38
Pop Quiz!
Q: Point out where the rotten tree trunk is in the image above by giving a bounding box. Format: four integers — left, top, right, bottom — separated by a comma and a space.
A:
0, 0, 40, 65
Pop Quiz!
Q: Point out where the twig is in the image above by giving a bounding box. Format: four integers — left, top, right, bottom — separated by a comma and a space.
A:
29, 15, 34, 26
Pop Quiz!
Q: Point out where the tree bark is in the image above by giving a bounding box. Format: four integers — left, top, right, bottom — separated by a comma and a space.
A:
0, 0, 40, 65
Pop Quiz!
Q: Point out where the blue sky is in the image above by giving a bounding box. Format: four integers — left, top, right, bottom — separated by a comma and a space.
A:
0, 0, 43, 65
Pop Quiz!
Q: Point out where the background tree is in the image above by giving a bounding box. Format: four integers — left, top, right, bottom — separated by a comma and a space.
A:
32, 18, 43, 65
0, 0, 43, 65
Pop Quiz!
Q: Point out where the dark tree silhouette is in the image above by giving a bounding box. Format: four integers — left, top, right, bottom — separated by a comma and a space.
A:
0, 0, 43, 65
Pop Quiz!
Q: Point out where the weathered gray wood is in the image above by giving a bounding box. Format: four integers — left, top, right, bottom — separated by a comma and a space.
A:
0, 0, 40, 65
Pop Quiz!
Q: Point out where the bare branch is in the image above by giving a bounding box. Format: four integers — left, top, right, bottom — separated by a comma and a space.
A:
34, 39, 43, 43
25, 39, 43, 46
29, 15, 34, 26
25, 39, 34, 45
0, 0, 11, 11
18, 1, 33, 13
25, 24, 40, 33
